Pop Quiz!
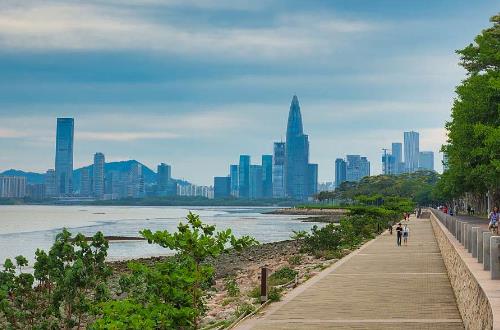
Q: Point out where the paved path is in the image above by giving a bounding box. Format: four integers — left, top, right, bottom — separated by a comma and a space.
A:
237, 217, 464, 329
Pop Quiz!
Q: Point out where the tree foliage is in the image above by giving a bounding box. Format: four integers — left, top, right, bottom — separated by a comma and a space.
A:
92, 212, 257, 329
0, 230, 111, 329
439, 14, 500, 203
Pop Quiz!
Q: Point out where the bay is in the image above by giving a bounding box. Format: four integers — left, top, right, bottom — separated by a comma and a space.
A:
0, 205, 318, 266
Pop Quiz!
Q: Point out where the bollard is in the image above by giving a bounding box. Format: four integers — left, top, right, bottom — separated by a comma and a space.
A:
457, 221, 462, 242
468, 225, 473, 253
462, 222, 467, 245
491, 236, 500, 280
478, 229, 489, 263
464, 223, 470, 252
484, 232, 492, 270
455, 220, 461, 240
471, 227, 479, 258
260, 267, 268, 303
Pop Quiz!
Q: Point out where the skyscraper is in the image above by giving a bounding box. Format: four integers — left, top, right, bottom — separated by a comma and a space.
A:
391, 142, 403, 174
335, 158, 347, 188
419, 151, 434, 171
345, 155, 370, 182
44, 169, 56, 197
308, 163, 318, 196
0, 176, 26, 198
80, 168, 91, 197
157, 163, 176, 196
238, 155, 250, 198
261, 155, 273, 198
230, 164, 239, 197
55, 118, 74, 195
249, 165, 263, 199
214, 176, 231, 198
272, 142, 286, 198
285, 95, 310, 200
93, 152, 105, 199
404, 131, 419, 173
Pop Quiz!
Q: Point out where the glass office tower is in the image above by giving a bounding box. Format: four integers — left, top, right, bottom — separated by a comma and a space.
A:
55, 118, 74, 195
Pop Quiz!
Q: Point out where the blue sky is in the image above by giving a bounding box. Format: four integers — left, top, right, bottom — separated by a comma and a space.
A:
0, 0, 497, 185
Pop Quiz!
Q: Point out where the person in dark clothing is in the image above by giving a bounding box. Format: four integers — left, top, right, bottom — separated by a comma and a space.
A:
388, 222, 393, 235
396, 223, 403, 246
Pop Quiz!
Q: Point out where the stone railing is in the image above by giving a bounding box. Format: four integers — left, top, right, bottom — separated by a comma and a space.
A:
430, 209, 494, 329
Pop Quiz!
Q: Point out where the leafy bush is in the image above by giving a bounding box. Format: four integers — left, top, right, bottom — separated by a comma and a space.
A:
234, 302, 256, 317
268, 287, 282, 302
224, 276, 240, 297
93, 212, 257, 329
0, 230, 111, 329
288, 254, 303, 266
269, 267, 298, 286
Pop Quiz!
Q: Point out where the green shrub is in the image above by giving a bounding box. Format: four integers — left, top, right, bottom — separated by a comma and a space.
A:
268, 287, 282, 302
224, 276, 240, 297
235, 302, 256, 317
269, 267, 298, 286
288, 254, 303, 266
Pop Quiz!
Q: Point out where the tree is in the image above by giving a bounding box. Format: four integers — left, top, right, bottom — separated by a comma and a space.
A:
440, 14, 500, 209
93, 212, 258, 329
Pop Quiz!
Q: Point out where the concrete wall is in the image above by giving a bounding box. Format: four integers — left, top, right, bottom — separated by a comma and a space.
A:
430, 211, 493, 330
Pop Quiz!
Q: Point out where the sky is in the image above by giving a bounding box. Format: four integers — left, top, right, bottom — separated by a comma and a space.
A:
0, 0, 497, 185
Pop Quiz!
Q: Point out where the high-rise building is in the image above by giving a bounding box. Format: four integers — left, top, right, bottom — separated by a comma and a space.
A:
308, 163, 318, 197
238, 155, 250, 198
44, 169, 57, 197
80, 168, 91, 197
419, 151, 434, 171
285, 95, 310, 200
27, 184, 45, 201
0, 176, 26, 198
230, 165, 239, 197
391, 142, 404, 174
382, 152, 394, 175
272, 142, 286, 198
261, 155, 273, 198
345, 155, 370, 182
249, 165, 263, 199
404, 131, 420, 173
93, 153, 105, 199
157, 163, 176, 196
55, 118, 74, 195
335, 158, 347, 188
214, 176, 231, 199
128, 163, 144, 198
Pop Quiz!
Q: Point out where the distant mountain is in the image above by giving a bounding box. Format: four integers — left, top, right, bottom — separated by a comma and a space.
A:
2, 160, 190, 189
0, 169, 45, 184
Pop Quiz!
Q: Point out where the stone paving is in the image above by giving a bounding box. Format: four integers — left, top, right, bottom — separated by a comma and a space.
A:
237, 217, 464, 329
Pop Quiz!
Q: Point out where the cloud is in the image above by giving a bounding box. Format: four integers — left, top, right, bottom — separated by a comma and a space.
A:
77, 131, 180, 141
0, 128, 29, 138
0, 1, 379, 59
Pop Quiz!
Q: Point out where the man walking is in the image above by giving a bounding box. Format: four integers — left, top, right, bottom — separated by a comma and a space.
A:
396, 223, 403, 246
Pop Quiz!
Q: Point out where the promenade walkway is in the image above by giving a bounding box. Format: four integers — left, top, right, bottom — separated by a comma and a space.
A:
237, 217, 464, 329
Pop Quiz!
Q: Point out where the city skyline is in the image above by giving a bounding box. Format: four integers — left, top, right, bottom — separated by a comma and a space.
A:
0, 1, 497, 185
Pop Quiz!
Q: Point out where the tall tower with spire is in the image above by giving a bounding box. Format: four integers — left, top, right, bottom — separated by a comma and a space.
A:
285, 95, 310, 200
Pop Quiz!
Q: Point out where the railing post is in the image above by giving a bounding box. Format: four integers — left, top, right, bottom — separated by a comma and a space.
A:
465, 224, 470, 251
478, 229, 489, 263
490, 236, 500, 280
471, 227, 479, 258
484, 232, 492, 270
260, 267, 268, 303
455, 220, 460, 240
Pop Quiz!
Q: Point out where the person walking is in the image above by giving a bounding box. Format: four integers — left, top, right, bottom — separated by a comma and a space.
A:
488, 206, 499, 233
388, 221, 393, 235
403, 224, 410, 246
396, 223, 403, 246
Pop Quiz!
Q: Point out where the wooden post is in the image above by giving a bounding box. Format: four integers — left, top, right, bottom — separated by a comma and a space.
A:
260, 267, 268, 304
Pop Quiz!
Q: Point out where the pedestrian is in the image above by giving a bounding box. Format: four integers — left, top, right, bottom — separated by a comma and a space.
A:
403, 224, 410, 246
388, 222, 393, 235
396, 223, 403, 246
488, 206, 499, 233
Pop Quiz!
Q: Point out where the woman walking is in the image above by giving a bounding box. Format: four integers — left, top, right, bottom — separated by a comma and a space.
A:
403, 224, 410, 246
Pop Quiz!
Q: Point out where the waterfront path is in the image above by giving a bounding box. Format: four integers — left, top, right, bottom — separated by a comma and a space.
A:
237, 216, 464, 329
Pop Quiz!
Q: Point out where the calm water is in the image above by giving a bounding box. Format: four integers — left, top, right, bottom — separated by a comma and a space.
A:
0, 205, 318, 266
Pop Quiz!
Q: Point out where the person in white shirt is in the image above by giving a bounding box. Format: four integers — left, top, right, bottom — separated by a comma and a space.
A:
403, 224, 410, 246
